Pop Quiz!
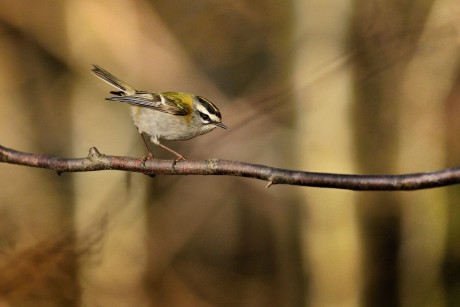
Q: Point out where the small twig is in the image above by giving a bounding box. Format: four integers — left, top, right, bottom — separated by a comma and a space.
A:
1, 144, 460, 191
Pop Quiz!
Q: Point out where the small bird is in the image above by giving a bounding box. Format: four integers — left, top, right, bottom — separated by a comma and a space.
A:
91, 65, 228, 161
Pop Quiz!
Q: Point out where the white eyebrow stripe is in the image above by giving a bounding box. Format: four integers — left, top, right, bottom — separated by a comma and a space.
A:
208, 114, 220, 122
196, 103, 209, 115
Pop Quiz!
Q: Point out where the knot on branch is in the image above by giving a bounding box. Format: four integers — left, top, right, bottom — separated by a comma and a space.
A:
206, 158, 219, 171
87, 147, 103, 161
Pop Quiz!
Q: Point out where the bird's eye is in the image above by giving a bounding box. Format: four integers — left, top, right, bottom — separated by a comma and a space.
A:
200, 112, 210, 122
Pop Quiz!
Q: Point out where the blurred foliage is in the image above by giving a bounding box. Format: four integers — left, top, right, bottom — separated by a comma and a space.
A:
0, 0, 459, 306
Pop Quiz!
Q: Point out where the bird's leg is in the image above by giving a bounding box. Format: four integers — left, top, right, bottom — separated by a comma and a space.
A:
153, 139, 186, 162
140, 133, 155, 164
140, 130, 185, 162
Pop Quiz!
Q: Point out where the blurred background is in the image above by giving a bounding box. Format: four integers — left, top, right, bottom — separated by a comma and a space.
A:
0, 0, 459, 306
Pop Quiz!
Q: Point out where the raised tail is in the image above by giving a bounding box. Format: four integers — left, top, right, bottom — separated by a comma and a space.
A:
91, 65, 136, 95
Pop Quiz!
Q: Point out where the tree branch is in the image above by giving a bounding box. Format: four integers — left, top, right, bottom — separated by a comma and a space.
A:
1, 144, 460, 190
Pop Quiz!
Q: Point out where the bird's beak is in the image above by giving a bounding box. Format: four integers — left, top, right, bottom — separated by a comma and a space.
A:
215, 122, 229, 130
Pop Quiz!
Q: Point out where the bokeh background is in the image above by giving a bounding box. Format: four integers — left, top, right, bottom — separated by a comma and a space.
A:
0, 0, 460, 306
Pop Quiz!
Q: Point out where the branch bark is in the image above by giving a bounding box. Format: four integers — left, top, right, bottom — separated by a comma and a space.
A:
1, 144, 460, 191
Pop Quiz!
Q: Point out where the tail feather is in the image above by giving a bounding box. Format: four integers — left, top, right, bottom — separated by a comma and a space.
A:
91, 65, 135, 94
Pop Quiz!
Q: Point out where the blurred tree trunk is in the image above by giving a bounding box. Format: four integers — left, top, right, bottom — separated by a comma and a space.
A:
396, 1, 459, 305
351, 0, 412, 304
432, 0, 460, 306
68, 2, 151, 306
0, 3, 79, 305
294, 1, 362, 306
350, 0, 455, 306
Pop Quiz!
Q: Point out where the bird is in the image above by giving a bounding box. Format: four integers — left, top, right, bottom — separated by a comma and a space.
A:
91, 65, 228, 161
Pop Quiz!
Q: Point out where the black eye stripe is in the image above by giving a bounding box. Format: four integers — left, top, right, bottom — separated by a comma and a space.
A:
199, 112, 211, 121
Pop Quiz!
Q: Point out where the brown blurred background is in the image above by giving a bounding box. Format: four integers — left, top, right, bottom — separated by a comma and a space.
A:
0, 0, 459, 306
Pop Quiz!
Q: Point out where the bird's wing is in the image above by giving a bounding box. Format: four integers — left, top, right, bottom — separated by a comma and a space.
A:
106, 92, 190, 116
